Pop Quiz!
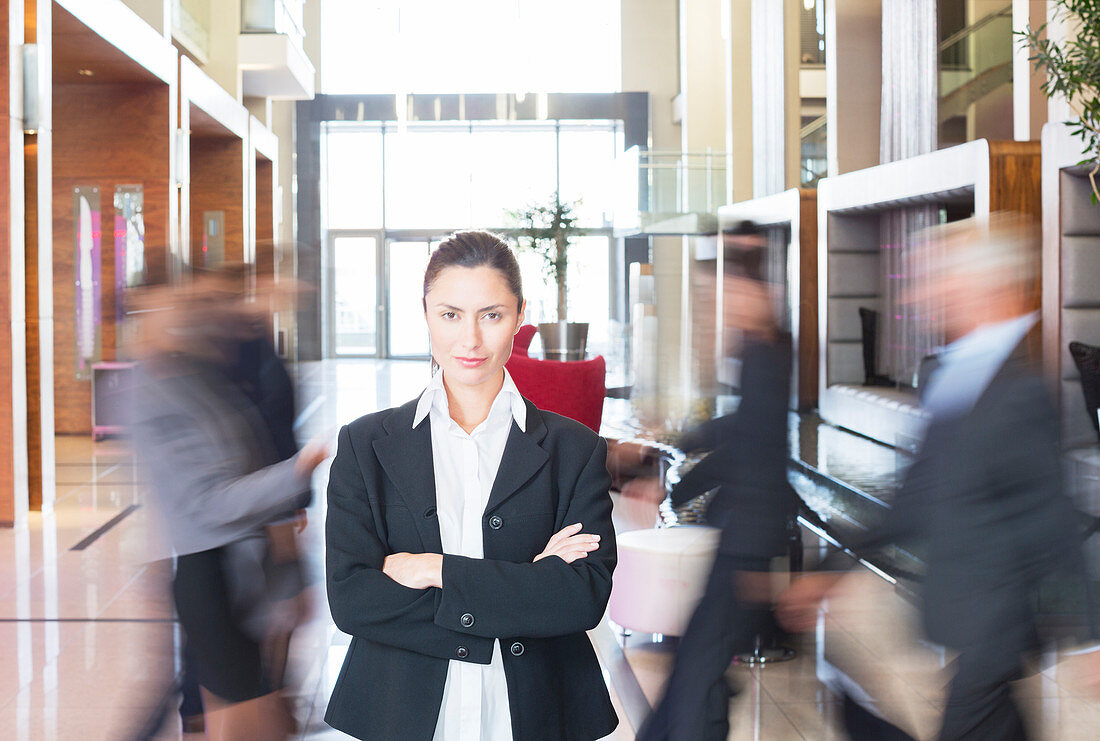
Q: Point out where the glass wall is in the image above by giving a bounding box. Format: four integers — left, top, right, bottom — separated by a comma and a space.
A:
321, 120, 622, 359
322, 128, 384, 229
331, 235, 379, 355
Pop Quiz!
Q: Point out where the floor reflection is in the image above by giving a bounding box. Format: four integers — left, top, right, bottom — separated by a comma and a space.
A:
0, 359, 1096, 739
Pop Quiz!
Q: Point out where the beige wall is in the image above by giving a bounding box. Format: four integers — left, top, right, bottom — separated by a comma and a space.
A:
272, 101, 294, 247
1043, 0, 1076, 125
120, 0, 168, 37
784, 0, 801, 190
727, 0, 753, 203
621, 0, 679, 151
680, 0, 727, 157
825, 0, 881, 176
678, 0, 725, 409
206, 0, 242, 100
245, 96, 271, 126
305, 0, 323, 92
1011, 0, 1046, 140
623, 0, 686, 413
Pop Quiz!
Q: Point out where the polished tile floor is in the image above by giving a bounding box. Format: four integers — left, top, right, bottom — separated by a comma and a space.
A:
1, 358, 1097, 739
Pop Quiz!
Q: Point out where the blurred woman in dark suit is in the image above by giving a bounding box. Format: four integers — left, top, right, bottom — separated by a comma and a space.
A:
637, 221, 800, 741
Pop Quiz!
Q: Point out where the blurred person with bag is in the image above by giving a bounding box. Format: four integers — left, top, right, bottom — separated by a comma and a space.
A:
779, 214, 1096, 740
130, 274, 328, 740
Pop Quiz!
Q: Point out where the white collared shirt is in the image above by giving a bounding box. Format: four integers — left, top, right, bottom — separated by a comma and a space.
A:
413, 369, 526, 741
921, 312, 1038, 420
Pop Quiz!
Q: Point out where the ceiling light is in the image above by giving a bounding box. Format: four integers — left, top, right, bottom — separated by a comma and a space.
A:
77, 68, 94, 77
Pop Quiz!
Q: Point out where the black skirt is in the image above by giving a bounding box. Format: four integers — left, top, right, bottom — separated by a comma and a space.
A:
173, 548, 269, 703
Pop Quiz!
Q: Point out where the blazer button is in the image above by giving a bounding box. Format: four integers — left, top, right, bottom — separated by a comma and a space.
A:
510, 641, 524, 657
460, 613, 475, 628
456, 646, 469, 659
488, 515, 503, 530
424, 506, 437, 518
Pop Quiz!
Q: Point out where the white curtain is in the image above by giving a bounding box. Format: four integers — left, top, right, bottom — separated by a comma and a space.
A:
880, 0, 938, 162
878, 0, 940, 388
880, 207, 944, 388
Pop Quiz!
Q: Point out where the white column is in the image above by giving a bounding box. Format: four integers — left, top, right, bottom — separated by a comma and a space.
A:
1013, 0, 1048, 140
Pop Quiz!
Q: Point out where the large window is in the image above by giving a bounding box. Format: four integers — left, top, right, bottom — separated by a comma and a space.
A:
321, 120, 622, 359
381, 122, 560, 230
324, 120, 623, 230
321, 0, 622, 95
322, 128, 384, 229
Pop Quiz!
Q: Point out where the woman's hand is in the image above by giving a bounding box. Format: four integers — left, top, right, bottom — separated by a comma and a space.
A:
776, 573, 842, 632
533, 523, 601, 564
383, 552, 443, 589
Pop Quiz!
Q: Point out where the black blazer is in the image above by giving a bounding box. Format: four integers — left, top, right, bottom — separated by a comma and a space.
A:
671, 336, 799, 558
837, 345, 1085, 663
324, 396, 618, 741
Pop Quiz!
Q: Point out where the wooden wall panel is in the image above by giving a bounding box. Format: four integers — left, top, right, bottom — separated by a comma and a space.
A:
24, 139, 39, 511
798, 189, 819, 410
255, 158, 274, 278
0, 0, 12, 524
190, 137, 245, 268
988, 140, 1043, 335
52, 82, 171, 435
988, 140, 1042, 221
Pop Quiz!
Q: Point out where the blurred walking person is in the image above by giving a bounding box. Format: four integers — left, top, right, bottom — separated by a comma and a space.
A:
780, 214, 1093, 740
129, 275, 328, 740
211, 265, 316, 692
636, 221, 800, 741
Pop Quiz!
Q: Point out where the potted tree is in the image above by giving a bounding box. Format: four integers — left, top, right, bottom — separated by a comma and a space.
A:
1022, 0, 1100, 200
509, 193, 588, 360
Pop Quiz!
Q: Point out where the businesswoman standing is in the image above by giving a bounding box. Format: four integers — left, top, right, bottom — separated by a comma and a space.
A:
324, 230, 618, 740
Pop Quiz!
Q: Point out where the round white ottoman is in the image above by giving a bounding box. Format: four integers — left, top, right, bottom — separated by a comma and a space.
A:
608, 525, 720, 637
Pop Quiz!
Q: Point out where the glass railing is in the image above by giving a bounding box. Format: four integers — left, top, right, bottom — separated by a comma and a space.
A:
799, 0, 826, 66
938, 4, 1013, 142
614, 148, 731, 234
172, 0, 210, 59
646, 150, 730, 215
241, 0, 305, 47
800, 115, 827, 187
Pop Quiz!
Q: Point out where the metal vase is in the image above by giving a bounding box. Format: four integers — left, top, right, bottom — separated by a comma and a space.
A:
538, 322, 588, 361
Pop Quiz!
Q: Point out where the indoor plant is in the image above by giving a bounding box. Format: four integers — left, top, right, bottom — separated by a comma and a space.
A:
509, 193, 588, 360
1021, 0, 1100, 201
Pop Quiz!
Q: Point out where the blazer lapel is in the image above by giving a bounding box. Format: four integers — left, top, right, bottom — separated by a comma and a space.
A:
372, 399, 444, 554
485, 400, 550, 514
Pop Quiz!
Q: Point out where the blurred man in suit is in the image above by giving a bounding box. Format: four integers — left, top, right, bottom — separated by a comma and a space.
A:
780, 214, 1094, 740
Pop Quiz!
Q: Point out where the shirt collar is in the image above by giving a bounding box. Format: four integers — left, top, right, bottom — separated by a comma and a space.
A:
413, 368, 527, 432
938, 312, 1037, 367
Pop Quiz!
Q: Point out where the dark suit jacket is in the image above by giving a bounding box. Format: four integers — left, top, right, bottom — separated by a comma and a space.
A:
837, 345, 1085, 664
671, 335, 799, 558
324, 397, 618, 741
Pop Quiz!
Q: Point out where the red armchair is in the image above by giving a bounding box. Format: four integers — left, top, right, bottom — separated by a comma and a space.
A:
506, 327, 605, 433
513, 324, 538, 357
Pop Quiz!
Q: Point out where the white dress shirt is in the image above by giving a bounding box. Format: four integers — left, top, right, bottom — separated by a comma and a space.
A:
414, 369, 527, 741
921, 312, 1037, 420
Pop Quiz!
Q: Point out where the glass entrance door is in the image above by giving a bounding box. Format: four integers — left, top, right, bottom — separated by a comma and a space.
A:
385, 239, 433, 358
326, 232, 440, 358
329, 233, 381, 356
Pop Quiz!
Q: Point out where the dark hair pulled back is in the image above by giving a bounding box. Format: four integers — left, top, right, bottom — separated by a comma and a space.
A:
423, 230, 523, 310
